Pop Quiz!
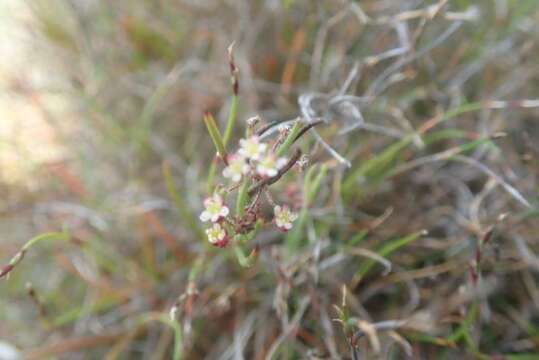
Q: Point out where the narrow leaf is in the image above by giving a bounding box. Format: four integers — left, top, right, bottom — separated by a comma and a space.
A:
203, 113, 227, 159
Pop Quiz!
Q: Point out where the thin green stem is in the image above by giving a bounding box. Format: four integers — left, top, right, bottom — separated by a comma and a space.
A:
223, 95, 238, 147
236, 179, 250, 216
276, 120, 302, 157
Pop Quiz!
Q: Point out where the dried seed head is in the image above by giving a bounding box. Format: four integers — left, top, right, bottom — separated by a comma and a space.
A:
296, 154, 309, 172
227, 42, 239, 95
0, 264, 14, 279
278, 124, 291, 134
246, 115, 261, 128
497, 213, 509, 222
468, 261, 479, 286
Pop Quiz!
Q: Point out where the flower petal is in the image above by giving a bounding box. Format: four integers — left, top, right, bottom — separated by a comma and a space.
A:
220, 206, 229, 217
200, 211, 211, 222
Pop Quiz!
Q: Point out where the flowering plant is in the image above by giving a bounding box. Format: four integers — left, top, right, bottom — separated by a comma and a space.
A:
195, 44, 325, 267
201, 113, 307, 255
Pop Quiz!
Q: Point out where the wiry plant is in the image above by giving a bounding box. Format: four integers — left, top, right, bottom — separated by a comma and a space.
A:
200, 45, 320, 265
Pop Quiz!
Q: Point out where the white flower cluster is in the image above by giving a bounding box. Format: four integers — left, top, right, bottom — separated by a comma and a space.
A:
223, 136, 288, 182
200, 134, 299, 248
200, 193, 230, 247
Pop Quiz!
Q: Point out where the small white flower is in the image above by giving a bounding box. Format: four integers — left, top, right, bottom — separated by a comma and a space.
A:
200, 193, 229, 222
238, 136, 267, 161
223, 154, 250, 182
273, 205, 298, 231
205, 223, 229, 247
256, 154, 287, 177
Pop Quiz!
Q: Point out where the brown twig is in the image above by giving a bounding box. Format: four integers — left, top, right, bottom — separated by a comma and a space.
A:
248, 148, 302, 197
256, 120, 284, 137
293, 120, 325, 143
228, 42, 239, 95
0, 249, 26, 279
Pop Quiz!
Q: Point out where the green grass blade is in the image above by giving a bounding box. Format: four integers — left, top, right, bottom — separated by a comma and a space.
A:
343, 135, 413, 194
355, 230, 426, 279
347, 230, 369, 247
306, 164, 328, 206
236, 179, 250, 216
286, 164, 327, 251
276, 120, 302, 157
139, 313, 183, 360
223, 95, 238, 147
203, 113, 227, 159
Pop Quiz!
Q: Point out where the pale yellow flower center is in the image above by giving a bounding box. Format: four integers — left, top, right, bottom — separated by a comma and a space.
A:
208, 227, 222, 239
229, 161, 244, 174
245, 142, 260, 157
207, 200, 222, 215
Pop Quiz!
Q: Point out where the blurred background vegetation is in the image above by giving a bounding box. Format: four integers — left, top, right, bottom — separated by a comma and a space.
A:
1, 0, 538, 358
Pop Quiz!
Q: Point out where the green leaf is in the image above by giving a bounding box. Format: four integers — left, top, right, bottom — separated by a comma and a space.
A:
447, 301, 479, 351
355, 230, 426, 280
203, 113, 227, 159
223, 95, 238, 147
344, 135, 412, 193
236, 179, 250, 216
234, 246, 258, 268
286, 164, 327, 251
347, 230, 369, 247
343, 101, 486, 195
306, 164, 328, 206
276, 120, 302, 157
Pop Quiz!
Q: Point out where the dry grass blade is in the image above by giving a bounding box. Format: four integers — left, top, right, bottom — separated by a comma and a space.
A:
264, 297, 310, 360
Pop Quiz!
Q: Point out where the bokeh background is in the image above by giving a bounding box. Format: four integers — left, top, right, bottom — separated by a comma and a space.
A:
1, 0, 538, 359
